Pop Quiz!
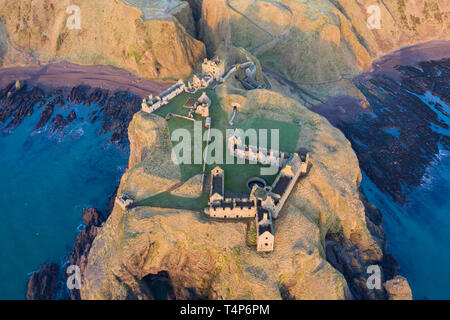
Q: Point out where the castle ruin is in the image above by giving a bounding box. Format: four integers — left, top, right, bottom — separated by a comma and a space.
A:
202, 57, 225, 82
206, 138, 310, 252
141, 79, 186, 113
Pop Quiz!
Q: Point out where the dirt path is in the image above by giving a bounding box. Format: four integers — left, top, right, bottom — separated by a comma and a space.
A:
226, 0, 294, 56
226, 1, 360, 91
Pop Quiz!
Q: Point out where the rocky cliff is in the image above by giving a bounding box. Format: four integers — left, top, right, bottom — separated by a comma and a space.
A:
196, 0, 448, 102
8, 0, 430, 300
0, 0, 205, 80
81, 86, 408, 299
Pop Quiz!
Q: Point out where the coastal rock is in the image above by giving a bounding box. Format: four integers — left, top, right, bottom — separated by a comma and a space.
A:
50, 114, 69, 133
81, 88, 401, 300
118, 112, 182, 202
0, 78, 151, 145
0, 83, 47, 129
35, 103, 54, 130
67, 208, 105, 300
200, 0, 448, 75
384, 276, 413, 300
67, 110, 77, 123
26, 263, 59, 300
197, 0, 449, 102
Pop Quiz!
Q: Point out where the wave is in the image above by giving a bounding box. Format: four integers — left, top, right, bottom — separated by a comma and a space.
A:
419, 149, 449, 189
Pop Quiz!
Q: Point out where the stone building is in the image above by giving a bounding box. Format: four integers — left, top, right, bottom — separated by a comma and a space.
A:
228, 134, 289, 167
202, 57, 225, 81
256, 203, 274, 252
210, 166, 224, 203
196, 92, 211, 117
141, 79, 186, 113
263, 153, 303, 219
205, 150, 309, 252
186, 74, 213, 93
186, 92, 212, 119
115, 194, 134, 210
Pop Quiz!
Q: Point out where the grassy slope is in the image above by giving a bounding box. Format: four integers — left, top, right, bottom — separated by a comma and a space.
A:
139, 86, 302, 204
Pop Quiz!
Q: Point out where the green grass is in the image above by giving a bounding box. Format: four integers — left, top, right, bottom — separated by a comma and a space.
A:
203, 93, 279, 193
153, 90, 213, 181
149, 86, 301, 199
204, 99, 301, 193
135, 192, 209, 211
234, 117, 301, 153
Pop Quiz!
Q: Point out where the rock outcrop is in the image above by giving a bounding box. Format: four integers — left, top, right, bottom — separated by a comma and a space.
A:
26, 263, 60, 300
0, 78, 148, 145
0, 0, 205, 80
314, 54, 450, 203
25, 208, 106, 301
81, 86, 406, 299
66, 208, 106, 300
200, 0, 448, 74
384, 276, 413, 300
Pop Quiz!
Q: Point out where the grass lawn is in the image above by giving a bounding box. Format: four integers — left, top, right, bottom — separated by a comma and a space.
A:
150, 87, 301, 197
153, 90, 213, 181
204, 94, 301, 194
135, 192, 210, 211
234, 117, 301, 154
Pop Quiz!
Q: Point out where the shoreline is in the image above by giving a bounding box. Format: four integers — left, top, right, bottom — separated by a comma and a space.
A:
19, 42, 449, 300
361, 40, 450, 81
0, 61, 173, 98
0, 64, 170, 300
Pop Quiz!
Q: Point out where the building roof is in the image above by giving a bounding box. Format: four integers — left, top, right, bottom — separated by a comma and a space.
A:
160, 82, 183, 98
198, 92, 211, 105
211, 174, 223, 197
258, 224, 273, 236
211, 200, 233, 210
235, 199, 255, 209
184, 98, 197, 107
257, 206, 271, 222
272, 175, 292, 196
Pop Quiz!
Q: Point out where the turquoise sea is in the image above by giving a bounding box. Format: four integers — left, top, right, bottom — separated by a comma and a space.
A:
362, 151, 450, 299
0, 85, 448, 299
362, 91, 450, 299
0, 100, 129, 299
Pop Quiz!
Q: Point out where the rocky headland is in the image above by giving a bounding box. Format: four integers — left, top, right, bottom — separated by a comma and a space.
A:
5, 0, 448, 300
80, 86, 407, 300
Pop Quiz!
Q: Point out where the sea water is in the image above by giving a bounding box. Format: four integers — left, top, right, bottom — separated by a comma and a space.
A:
0, 100, 129, 299
362, 91, 450, 299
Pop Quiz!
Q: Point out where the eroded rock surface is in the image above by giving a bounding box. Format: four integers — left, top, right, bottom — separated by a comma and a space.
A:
0, 0, 205, 79
384, 276, 413, 300
66, 208, 106, 300
81, 88, 405, 299
26, 263, 59, 300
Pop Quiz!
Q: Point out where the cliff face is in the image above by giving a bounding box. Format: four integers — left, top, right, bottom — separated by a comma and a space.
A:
81, 87, 404, 300
0, 0, 205, 79
197, 0, 448, 99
